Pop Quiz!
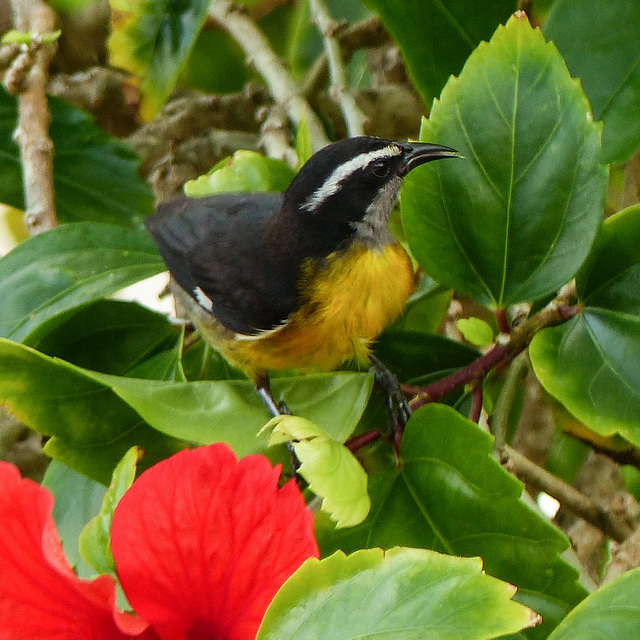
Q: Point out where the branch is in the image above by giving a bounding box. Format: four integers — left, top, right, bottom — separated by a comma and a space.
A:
309, 0, 368, 137
500, 445, 636, 543
7, 0, 58, 235
407, 285, 579, 410
301, 15, 389, 98
208, 0, 330, 152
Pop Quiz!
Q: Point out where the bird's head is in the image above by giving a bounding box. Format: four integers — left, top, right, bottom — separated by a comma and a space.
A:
282, 136, 460, 247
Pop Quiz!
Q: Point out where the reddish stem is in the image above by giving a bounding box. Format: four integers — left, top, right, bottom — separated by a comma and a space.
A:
345, 430, 382, 452
495, 308, 510, 334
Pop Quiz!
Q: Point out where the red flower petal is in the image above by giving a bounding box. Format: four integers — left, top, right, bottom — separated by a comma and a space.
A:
0, 461, 153, 639
111, 443, 319, 640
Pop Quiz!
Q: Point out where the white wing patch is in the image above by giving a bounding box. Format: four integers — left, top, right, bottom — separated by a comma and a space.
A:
234, 321, 289, 341
193, 286, 214, 312
302, 144, 402, 213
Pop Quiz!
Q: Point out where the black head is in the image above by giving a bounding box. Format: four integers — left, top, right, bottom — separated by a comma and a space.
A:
282, 137, 459, 246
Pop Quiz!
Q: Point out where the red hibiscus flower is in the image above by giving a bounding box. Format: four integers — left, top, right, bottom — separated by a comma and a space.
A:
0, 443, 319, 639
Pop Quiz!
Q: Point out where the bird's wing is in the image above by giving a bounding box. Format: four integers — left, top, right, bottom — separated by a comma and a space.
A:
145, 193, 300, 335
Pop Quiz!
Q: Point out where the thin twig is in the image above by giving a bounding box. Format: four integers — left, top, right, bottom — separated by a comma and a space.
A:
490, 351, 529, 451
406, 287, 580, 410
500, 445, 636, 543
208, 0, 330, 152
301, 15, 388, 98
7, 0, 58, 235
309, 0, 368, 137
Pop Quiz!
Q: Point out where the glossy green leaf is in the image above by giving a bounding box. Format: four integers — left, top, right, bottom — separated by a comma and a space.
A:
577, 204, 640, 314
374, 329, 479, 384
316, 404, 587, 639
184, 150, 295, 197
401, 14, 606, 308
543, 0, 640, 164
0, 88, 153, 226
387, 275, 453, 335
0, 222, 165, 343
32, 299, 179, 376
530, 205, 640, 444
547, 567, 640, 639
0, 338, 371, 477
530, 311, 640, 445
267, 415, 370, 528
258, 547, 537, 640
79, 447, 140, 575
91, 370, 373, 449
361, 0, 514, 105
0, 339, 184, 484
43, 461, 107, 578
109, 0, 210, 120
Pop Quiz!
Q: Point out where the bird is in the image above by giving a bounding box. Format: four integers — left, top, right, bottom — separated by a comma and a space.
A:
145, 136, 459, 416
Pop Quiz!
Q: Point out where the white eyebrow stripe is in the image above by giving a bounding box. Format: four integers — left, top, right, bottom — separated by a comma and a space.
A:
302, 144, 402, 212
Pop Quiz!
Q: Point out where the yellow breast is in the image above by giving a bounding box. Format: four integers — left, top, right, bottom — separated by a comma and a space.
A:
224, 241, 416, 379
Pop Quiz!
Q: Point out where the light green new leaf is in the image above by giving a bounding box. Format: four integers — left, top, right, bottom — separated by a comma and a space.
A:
361, 0, 514, 106
79, 447, 140, 576
258, 547, 537, 640
109, 0, 210, 120
316, 404, 587, 639
267, 415, 370, 528
0, 88, 153, 226
184, 150, 295, 197
530, 205, 640, 444
0, 222, 165, 344
547, 567, 640, 639
543, 0, 640, 164
401, 14, 606, 309
457, 317, 495, 347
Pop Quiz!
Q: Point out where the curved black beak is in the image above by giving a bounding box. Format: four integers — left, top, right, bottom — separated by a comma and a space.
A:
398, 142, 462, 177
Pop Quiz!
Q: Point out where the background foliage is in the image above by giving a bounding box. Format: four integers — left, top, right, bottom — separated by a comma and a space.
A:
2, 0, 640, 637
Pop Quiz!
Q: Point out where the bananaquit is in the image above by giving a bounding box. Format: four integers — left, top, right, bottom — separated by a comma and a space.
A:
146, 136, 458, 414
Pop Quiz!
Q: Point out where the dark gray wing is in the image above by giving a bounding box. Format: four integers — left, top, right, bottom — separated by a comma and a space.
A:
145, 193, 301, 335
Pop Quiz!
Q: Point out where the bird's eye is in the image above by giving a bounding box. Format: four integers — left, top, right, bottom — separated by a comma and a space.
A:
371, 160, 390, 178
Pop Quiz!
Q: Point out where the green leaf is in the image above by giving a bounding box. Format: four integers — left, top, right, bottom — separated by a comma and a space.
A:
577, 204, 640, 314
547, 567, 640, 639
1, 29, 61, 45
258, 547, 537, 640
0, 88, 153, 226
0, 222, 165, 343
0, 338, 184, 484
361, 0, 514, 106
543, 0, 640, 164
184, 150, 295, 197
89, 370, 373, 449
109, 0, 210, 120
387, 275, 453, 335
316, 404, 587, 639
32, 299, 180, 376
295, 114, 313, 170
374, 329, 479, 384
79, 447, 140, 575
266, 415, 370, 528
0, 338, 371, 479
49, 0, 95, 12
401, 14, 606, 308
530, 205, 640, 444
42, 460, 107, 578
530, 311, 640, 445
457, 317, 495, 347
